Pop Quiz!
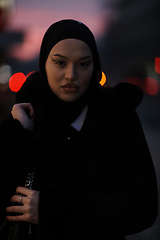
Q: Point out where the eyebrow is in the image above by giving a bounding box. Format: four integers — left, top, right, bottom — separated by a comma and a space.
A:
52, 54, 92, 60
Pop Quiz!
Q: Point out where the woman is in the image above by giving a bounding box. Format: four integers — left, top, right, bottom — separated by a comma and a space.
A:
0, 19, 158, 239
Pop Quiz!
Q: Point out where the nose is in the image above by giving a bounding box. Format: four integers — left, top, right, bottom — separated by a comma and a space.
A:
65, 65, 77, 81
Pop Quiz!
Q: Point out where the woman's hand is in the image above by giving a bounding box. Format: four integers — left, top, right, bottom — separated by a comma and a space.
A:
11, 103, 35, 130
6, 187, 40, 225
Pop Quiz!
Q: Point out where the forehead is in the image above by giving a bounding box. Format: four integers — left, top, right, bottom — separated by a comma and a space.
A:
49, 39, 92, 58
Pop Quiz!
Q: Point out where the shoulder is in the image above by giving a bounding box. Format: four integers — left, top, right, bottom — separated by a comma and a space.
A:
90, 82, 143, 126
16, 71, 42, 104
101, 82, 143, 110
98, 82, 143, 111
111, 82, 143, 109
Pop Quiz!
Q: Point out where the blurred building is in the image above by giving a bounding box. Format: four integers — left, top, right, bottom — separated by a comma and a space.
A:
0, 0, 23, 121
99, 1, 160, 240
99, 0, 160, 95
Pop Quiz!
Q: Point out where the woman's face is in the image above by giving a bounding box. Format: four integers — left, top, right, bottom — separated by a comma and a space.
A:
45, 39, 94, 102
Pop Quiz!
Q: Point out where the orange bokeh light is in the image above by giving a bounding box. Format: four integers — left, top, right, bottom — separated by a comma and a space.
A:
99, 71, 107, 86
9, 72, 26, 92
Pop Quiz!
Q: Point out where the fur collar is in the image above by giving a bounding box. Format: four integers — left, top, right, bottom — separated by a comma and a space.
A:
87, 82, 143, 128
98, 82, 143, 111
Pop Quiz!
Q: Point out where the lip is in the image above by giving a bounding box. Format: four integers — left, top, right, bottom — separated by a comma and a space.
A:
62, 83, 79, 93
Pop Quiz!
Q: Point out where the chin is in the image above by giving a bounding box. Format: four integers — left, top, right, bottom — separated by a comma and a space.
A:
60, 94, 80, 102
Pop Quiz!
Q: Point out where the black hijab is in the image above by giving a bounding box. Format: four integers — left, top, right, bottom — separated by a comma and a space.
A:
16, 19, 102, 134
39, 19, 102, 85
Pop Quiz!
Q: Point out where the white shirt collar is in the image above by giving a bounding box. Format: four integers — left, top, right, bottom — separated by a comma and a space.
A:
71, 105, 88, 132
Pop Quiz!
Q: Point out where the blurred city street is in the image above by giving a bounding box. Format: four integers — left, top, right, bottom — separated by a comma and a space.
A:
0, 0, 160, 239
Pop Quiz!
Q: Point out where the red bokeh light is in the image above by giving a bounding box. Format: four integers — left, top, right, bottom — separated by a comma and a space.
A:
123, 77, 143, 89
144, 77, 159, 96
26, 71, 35, 78
123, 77, 159, 95
9, 72, 26, 92
155, 57, 160, 74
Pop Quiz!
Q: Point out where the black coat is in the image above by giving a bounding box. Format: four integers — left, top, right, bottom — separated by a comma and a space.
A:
0, 81, 158, 240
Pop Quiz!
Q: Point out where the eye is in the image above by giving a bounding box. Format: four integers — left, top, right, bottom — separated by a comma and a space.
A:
56, 61, 66, 67
52, 59, 66, 67
78, 61, 91, 69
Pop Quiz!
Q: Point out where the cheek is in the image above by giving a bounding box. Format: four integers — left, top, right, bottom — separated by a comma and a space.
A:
79, 67, 93, 91
45, 63, 61, 89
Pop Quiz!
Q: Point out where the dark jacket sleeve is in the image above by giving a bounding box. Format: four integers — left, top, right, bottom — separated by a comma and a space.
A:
0, 117, 44, 225
38, 112, 158, 239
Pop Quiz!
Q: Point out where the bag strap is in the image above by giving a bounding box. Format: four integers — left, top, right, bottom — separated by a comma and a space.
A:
24, 169, 36, 235
25, 169, 35, 189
